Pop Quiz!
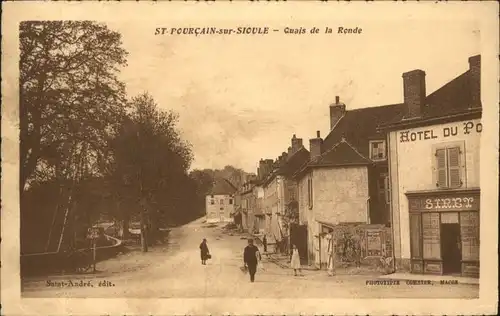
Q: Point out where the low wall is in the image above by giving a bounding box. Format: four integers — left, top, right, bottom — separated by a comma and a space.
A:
21, 234, 124, 276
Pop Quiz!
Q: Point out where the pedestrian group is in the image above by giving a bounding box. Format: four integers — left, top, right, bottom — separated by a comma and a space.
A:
199, 234, 305, 283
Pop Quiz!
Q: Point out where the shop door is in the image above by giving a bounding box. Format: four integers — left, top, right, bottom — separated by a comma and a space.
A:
440, 222, 462, 274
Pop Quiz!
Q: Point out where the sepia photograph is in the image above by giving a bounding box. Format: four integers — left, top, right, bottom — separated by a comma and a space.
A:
1, 1, 498, 315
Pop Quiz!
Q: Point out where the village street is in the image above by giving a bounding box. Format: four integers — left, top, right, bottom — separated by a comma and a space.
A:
22, 217, 478, 299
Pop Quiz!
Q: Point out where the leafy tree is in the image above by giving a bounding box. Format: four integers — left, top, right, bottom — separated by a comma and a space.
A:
107, 93, 193, 250
20, 21, 128, 256
20, 21, 128, 192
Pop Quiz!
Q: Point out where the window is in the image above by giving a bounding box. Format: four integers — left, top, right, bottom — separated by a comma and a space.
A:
229, 199, 233, 205
369, 140, 386, 161
220, 199, 224, 205
422, 213, 441, 259
307, 175, 313, 209
210, 199, 215, 205
460, 212, 479, 261
434, 144, 463, 189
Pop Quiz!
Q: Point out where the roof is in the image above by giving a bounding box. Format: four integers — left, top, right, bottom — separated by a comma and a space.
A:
208, 178, 237, 195
294, 103, 404, 179
312, 139, 371, 167
294, 139, 371, 179
263, 147, 310, 186
380, 66, 482, 130
426, 71, 473, 117
322, 103, 405, 158
278, 147, 310, 176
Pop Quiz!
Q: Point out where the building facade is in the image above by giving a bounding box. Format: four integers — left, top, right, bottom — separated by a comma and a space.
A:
382, 55, 481, 277
261, 136, 310, 254
293, 95, 403, 268
205, 178, 237, 223
252, 182, 265, 234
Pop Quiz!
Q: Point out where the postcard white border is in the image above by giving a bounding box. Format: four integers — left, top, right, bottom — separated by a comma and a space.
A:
2, 2, 498, 315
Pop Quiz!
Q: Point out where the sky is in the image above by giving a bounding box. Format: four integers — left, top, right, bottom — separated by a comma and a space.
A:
109, 17, 480, 173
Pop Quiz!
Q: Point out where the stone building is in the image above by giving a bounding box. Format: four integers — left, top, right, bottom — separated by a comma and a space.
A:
205, 178, 237, 224
293, 95, 405, 268
380, 55, 481, 277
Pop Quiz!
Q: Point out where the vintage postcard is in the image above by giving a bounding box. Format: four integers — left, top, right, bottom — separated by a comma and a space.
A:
1, 1, 498, 315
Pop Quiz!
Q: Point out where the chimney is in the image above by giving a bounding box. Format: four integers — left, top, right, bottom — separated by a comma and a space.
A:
287, 146, 293, 156
330, 96, 346, 130
403, 69, 426, 119
263, 159, 274, 177
469, 55, 481, 108
309, 130, 323, 161
258, 159, 266, 180
291, 134, 303, 154
280, 152, 288, 165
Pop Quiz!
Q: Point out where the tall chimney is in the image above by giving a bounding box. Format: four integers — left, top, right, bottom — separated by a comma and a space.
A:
309, 131, 323, 161
330, 96, 346, 130
291, 134, 303, 154
403, 69, 426, 119
468, 55, 481, 108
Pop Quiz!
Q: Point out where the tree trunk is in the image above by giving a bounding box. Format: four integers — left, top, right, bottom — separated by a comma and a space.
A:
140, 210, 148, 252
121, 217, 130, 240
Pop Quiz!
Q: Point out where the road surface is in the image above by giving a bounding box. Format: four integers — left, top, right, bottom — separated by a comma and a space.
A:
22, 217, 478, 298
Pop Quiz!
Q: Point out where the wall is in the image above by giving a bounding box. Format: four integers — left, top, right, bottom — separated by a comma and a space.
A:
389, 118, 482, 263
284, 178, 298, 204
205, 194, 235, 223
297, 167, 370, 265
263, 176, 285, 241
253, 185, 265, 233
297, 175, 310, 225
313, 167, 370, 225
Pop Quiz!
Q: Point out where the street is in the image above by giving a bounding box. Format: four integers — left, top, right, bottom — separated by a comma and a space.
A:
22, 217, 478, 298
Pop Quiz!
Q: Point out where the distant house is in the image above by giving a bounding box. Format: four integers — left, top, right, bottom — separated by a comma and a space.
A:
205, 178, 237, 223
236, 159, 273, 235
293, 97, 405, 267
380, 55, 482, 277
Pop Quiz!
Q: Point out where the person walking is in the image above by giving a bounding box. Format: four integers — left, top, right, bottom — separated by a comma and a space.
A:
262, 235, 268, 253
243, 239, 261, 282
199, 238, 210, 265
290, 244, 302, 276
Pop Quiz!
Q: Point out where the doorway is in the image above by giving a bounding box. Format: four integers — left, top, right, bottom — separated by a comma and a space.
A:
440, 222, 462, 274
290, 223, 308, 264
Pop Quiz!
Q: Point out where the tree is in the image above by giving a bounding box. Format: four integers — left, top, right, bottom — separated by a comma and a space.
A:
107, 93, 194, 250
20, 21, 128, 192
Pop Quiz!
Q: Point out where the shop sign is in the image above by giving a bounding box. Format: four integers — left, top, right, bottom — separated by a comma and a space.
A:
399, 120, 482, 143
86, 227, 101, 240
409, 194, 480, 212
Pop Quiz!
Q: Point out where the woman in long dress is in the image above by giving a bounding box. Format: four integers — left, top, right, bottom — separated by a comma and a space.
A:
290, 244, 302, 276
199, 238, 210, 265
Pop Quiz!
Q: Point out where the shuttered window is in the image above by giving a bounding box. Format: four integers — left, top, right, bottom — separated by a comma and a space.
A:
307, 176, 313, 209
447, 147, 461, 188
436, 149, 447, 188
384, 175, 391, 204
435, 146, 462, 189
